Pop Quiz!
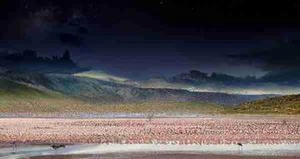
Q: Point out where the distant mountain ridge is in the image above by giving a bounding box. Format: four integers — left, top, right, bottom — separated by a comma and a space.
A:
136, 70, 300, 95
171, 70, 256, 85
1, 49, 300, 87
170, 69, 300, 86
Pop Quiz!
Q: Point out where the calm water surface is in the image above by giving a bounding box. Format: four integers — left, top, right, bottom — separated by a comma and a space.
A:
1, 144, 299, 159
29, 153, 300, 159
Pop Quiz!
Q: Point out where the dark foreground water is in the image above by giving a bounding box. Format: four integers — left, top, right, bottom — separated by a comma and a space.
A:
28, 153, 300, 159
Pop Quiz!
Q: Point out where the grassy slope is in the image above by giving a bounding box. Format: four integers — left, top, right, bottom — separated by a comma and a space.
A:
0, 78, 68, 112
2, 76, 299, 115
92, 101, 224, 114
0, 78, 101, 112
4, 73, 269, 105
0, 78, 224, 113
227, 94, 300, 114
0, 78, 59, 101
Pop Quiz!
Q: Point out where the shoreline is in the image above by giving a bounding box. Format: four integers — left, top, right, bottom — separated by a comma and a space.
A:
0, 112, 299, 119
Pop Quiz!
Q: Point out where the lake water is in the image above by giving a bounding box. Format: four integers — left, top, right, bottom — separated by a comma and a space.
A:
1, 144, 299, 159
29, 153, 300, 159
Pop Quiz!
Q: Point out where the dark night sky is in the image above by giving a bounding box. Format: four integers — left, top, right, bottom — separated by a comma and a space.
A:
1, 0, 300, 79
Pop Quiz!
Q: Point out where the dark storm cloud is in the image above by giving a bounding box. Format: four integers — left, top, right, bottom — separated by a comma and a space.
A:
78, 26, 88, 34
58, 33, 83, 47
228, 40, 300, 71
1, 0, 300, 78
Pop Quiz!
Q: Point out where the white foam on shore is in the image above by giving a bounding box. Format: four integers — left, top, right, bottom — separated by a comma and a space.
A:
1, 144, 300, 159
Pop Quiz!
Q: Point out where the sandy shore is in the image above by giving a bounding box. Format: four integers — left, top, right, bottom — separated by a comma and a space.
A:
0, 117, 299, 145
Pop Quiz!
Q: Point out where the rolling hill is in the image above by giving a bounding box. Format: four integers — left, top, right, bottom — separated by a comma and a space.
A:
0, 78, 55, 99
0, 50, 296, 115
229, 94, 300, 114
1, 72, 272, 105
0, 72, 280, 114
0, 77, 72, 112
0, 76, 225, 114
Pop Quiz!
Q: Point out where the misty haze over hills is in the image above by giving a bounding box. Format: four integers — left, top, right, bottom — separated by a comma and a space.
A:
0, 50, 299, 96
0, 50, 299, 83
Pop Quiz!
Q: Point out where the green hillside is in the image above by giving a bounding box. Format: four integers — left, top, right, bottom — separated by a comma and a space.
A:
0, 78, 70, 112
0, 78, 224, 113
2, 77, 299, 115
228, 94, 300, 114
2, 74, 295, 115
0, 78, 109, 113
0, 78, 55, 99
